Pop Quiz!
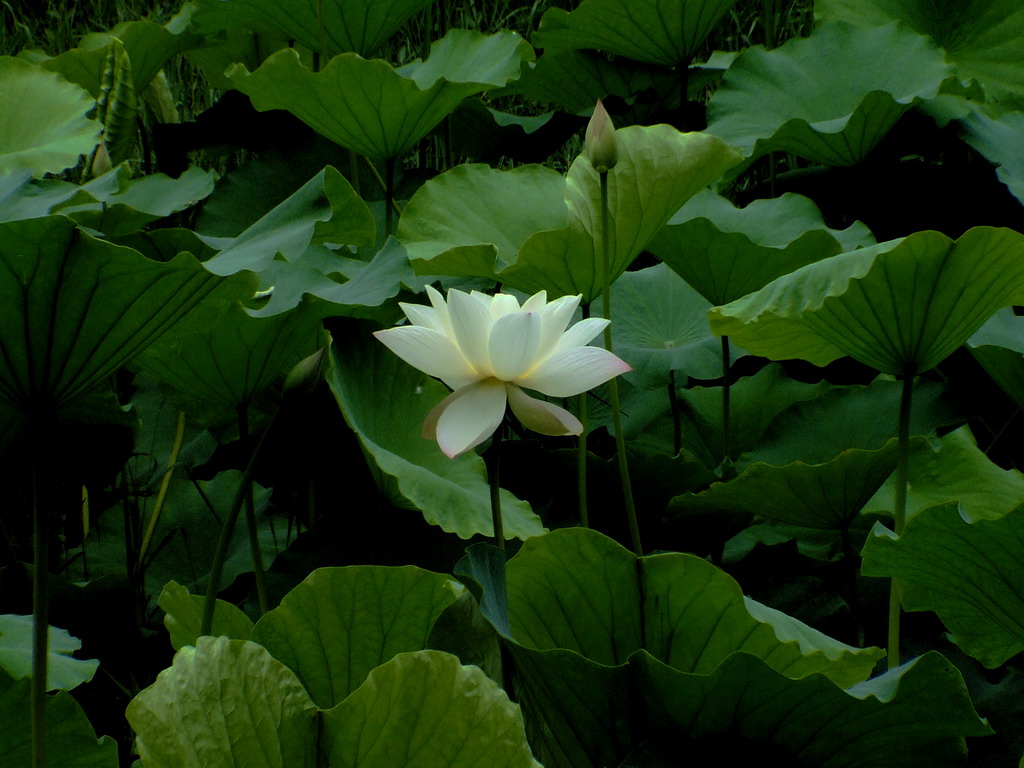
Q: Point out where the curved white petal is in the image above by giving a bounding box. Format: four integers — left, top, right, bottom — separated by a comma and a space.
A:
489, 311, 542, 381
427, 379, 507, 458
374, 326, 476, 384
400, 302, 442, 332
448, 289, 494, 376
555, 317, 610, 350
518, 345, 631, 397
535, 294, 582, 361
520, 290, 548, 313
426, 284, 456, 338
487, 292, 521, 320
506, 384, 582, 436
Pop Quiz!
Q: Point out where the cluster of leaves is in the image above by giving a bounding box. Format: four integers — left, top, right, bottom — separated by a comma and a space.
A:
1, 0, 1023, 766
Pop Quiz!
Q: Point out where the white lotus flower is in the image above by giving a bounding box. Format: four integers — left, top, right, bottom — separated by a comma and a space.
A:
374, 286, 631, 458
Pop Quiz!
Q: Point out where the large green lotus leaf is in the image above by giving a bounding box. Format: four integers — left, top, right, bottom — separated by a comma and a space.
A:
533, 0, 740, 67
136, 299, 323, 428
191, 0, 434, 58
0, 671, 118, 768
228, 30, 531, 163
504, 48, 673, 112
863, 501, 1024, 668
157, 581, 254, 651
0, 615, 98, 691
0, 57, 101, 176
648, 189, 875, 306
321, 650, 540, 768
40, 11, 201, 97
671, 440, 899, 530
706, 22, 952, 171
506, 527, 881, 686
968, 308, 1024, 410
818, 0, 1024, 110
126, 636, 318, 768
862, 425, 1024, 524
750, 377, 957, 467
510, 641, 986, 768
0, 164, 217, 233
251, 566, 458, 708
184, 27, 291, 91
961, 109, 1024, 204
326, 328, 544, 541
404, 125, 740, 302
202, 165, 375, 276
0, 216, 252, 417
602, 263, 738, 388
709, 227, 1024, 375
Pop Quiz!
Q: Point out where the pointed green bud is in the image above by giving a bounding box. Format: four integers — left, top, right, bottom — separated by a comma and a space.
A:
585, 99, 618, 173
283, 347, 326, 397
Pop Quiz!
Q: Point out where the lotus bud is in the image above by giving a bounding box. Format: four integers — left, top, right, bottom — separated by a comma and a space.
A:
283, 347, 326, 396
585, 99, 618, 173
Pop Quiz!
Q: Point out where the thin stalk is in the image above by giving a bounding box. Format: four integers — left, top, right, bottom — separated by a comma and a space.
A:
363, 159, 403, 224
384, 157, 395, 238
201, 408, 277, 636
668, 369, 682, 456
136, 409, 186, 571
599, 172, 642, 555
887, 371, 915, 670
721, 335, 732, 462
238, 406, 270, 617
31, 442, 48, 768
489, 426, 505, 551
578, 303, 591, 527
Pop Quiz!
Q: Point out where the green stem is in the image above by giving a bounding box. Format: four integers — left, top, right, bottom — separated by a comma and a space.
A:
31, 441, 48, 768
384, 157, 395, 238
578, 304, 591, 527
489, 426, 505, 551
721, 335, 732, 463
202, 408, 276, 636
239, 406, 270, 617
887, 371, 915, 670
599, 171, 642, 555
668, 369, 681, 456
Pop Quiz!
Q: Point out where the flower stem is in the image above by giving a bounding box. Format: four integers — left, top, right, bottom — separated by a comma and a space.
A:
489, 426, 505, 551
668, 370, 681, 456
599, 171, 642, 555
31, 437, 48, 768
887, 371, 915, 670
239, 406, 270, 617
721, 335, 732, 463
578, 304, 591, 527
202, 408, 276, 636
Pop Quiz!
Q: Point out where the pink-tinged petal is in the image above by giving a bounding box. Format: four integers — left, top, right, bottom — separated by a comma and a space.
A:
374, 326, 476, 386
535, 294, 582, 360
518, 345, 631, 397
426, 284, 456, 338
506, 384, 582, 436
489, 311, 542, 381
448, 288, 494, 376
399, 301, 442, 332
424, 379, 507, 458
555, 316, 610, 350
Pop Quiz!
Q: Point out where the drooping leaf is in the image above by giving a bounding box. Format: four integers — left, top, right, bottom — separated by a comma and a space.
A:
191, 0, 435, 58
227, 30, 531, 163
251, 566, 459, 708
0, 57, 100, 176
706, 21, 953, 172
0, 615, 98, 691
671, 440, 899, 530
862, 502, 1024, 668
862, 425, 1024, 523
326, 326, 544, 541
709, 227, 1024, 374
402, 125, 740, 301
602, 263, 739, 388
967, 307, 1024, 409
0, 670, 118, 768
533, 0, 740, 67
126, 636, 318, 768
817, 0, 1024, 110
321, 650, 540, 768
648, 189, 875, 306
0, 216, 252, 421
960, 108, 1024, 204
157, 581, 254, 651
